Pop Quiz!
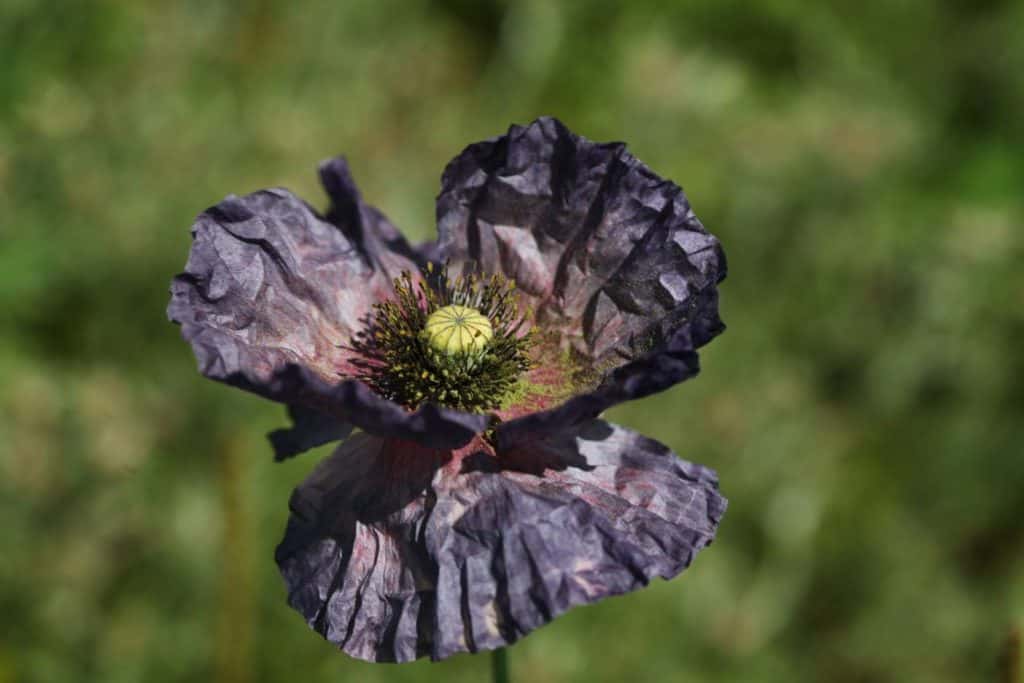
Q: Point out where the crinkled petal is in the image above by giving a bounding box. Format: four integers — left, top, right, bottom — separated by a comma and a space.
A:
268, 405, 353, 462
276, 420, 725, 662
494, 284, 721, 450
168, 158, 486, 450
435, 116, 726, 437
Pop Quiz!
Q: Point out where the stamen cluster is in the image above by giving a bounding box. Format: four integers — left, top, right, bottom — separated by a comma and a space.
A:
350, 263, 532, 412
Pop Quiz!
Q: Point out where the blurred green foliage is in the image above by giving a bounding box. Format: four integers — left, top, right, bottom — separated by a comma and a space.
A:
2, 1, 1023, 681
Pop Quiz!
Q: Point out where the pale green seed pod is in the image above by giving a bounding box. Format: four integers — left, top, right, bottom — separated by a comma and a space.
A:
424, 304, 493, 355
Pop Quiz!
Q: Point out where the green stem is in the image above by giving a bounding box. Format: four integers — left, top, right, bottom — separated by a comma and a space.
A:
491, 648, 509, 683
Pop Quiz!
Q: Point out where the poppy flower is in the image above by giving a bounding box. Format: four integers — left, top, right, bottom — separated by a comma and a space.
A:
168, 117, 727, 662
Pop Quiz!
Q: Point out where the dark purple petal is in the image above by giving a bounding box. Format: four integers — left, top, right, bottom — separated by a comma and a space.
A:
268, 405, 353, 462
495, 284, 721, 451
436, 117, 726, 434
168, 159, 486, 450
276, 420, 725, 662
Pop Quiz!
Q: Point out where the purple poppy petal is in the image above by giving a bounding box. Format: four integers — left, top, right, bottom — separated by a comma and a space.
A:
276, 420, 724, 662
494, 282, 721, 450
168, 159, 486, 450
268, 405, 353, 462
436, 116, 726, 434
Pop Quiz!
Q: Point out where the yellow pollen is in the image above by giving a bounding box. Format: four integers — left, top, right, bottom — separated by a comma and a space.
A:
424, 304, 493, 355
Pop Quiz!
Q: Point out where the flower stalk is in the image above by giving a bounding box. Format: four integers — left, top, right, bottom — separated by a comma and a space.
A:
492, 648, 509, 683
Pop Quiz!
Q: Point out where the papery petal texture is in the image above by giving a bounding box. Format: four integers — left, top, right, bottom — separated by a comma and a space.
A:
435, 117, 726, 444
168, 160, 488, 450
267, 404, 354, 462
276, 420, 725, 662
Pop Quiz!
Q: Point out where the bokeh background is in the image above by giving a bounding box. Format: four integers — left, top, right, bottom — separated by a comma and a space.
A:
3, 1, 1023, 681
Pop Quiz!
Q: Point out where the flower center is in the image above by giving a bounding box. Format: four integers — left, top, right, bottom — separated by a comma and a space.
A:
425, 304, 493, 355
349, 264, 532, 413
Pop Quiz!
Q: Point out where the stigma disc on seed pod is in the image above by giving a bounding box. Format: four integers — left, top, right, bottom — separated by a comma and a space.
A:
424, 304, 493, 355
